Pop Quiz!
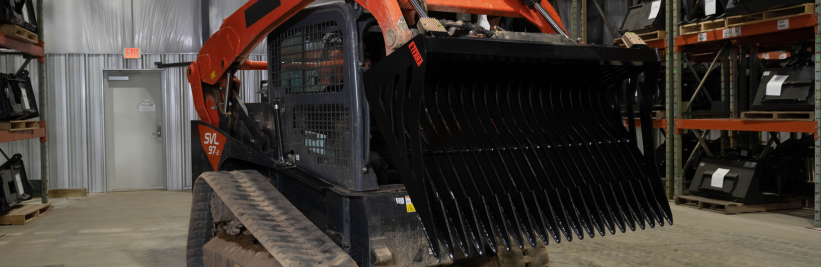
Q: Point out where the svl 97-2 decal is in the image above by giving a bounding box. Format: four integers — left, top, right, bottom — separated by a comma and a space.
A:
199, 125, 227, 171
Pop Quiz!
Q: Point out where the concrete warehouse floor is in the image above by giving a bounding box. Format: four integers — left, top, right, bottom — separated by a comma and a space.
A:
1, 191, 820, 267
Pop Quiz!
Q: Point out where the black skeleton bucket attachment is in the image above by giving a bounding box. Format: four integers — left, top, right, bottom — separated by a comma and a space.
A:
363, 35, 672, 260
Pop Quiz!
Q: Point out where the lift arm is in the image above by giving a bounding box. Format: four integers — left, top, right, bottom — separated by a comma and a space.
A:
187, 0, 566, 126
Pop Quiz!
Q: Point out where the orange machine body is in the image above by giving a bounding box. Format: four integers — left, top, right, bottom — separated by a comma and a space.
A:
188, 0, 566, 126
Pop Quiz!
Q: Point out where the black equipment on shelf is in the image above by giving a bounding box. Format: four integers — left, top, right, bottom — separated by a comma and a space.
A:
689, 157, 780, 205
0, 69, 39, 120
758, 136, 815, 198
681, 0, 730, 24
725, 0, 814, 17
619, 0, 666, 34
0, 153, 33, 214
752, 53, 814, 111
0, 0, 38, 34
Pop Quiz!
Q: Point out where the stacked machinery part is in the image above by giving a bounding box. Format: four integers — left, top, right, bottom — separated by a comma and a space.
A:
689, 157, 775, 204
186, 0, 672, 266
725, 0, 815, 17
752, 53, 814, 111
689, 134, 816, 205
758, 136, 815, 198
0, 0, 37, 33
619, 0, 667, 34
0, 70, 39, 120
0, 153, 33, 214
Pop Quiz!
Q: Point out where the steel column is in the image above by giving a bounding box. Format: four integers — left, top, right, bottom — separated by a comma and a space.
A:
571, 0, 578, 40
201, 0, 210, 44
581, 0, 587, 43
37, 0, 47, 204
814, 0, 820, 228
672, 0, 683, 197
739, 46, 752, 152
721, 47, 730, 157
749, 46, 760, 155
664, 0, 673, 199
730, 49, 739, 147
665, 0, 682, 199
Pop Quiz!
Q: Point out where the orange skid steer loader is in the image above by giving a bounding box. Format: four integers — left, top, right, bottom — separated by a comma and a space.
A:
186, 0, 671, 266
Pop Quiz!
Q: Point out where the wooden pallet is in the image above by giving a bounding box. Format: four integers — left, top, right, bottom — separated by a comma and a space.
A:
674, 195, 802, 215
700, 18, 727, 32
0, 120, 39, 131
679, 23, 702, 35
726, 3, 814, 27
0, 24, 37, 44
740, 111, 814, 121
726, 12, 765, 27
0, 204, 52, 225
763, 3, 815, 19
614, 30, 666, 46
680, 18, 728, 36
622, 110, 666, 120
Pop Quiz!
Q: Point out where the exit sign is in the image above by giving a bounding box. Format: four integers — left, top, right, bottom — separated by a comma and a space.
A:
123, 48, 141, 59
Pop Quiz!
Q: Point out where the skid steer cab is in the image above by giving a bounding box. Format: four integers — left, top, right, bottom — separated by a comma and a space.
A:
187, 1, 671, 267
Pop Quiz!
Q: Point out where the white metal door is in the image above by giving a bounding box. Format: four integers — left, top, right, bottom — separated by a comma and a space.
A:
104, 70, 165, 191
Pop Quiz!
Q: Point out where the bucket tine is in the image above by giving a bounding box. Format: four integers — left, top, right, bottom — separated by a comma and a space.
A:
500, 76, 602, 240
474, 83, 539, 248
452, 81, 518, 251
550, 82, 610, 237
556, 75, 625, 236
505, 83, 570, 244
528, 80, 593, 240
513, 84, 581, 243
536, 81, 601, 238
421, 112, 478, 257
423, 170, 458, 259
588, 77, 662, 228
544, 73, 636, 237
460, 81, 530, 249
600, 83, 669, 228
443, 81, 517, 252
569, 77, 639, 234
567, 67, 649, 234
585, 82, 652, 230
429, 81, 499, 254
640, 66, 675, 225
519, 84, 585, 242
490, 81, 559, 246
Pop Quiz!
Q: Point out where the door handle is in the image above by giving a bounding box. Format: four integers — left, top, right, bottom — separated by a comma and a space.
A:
153, 125, 161, 138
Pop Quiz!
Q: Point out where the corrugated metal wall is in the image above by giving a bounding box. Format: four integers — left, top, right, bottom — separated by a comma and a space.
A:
45, 53, 266, 192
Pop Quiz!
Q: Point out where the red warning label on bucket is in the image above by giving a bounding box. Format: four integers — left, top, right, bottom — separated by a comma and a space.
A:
199, 125, 227, 171
405, 196, 415, 213
409, 41, 423, 67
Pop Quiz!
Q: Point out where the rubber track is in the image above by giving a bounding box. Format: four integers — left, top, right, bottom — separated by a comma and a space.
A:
186, 170, 357, 267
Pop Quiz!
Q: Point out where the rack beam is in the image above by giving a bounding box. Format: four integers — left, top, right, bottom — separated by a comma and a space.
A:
0, 121, 46, 143
675, 13, 816, 51
676, 119, 816, 134
0, 32, 43, 57
624, 119, 667, 129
